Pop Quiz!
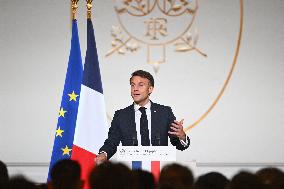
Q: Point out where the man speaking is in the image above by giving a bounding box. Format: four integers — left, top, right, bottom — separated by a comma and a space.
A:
96, 70, 190, 164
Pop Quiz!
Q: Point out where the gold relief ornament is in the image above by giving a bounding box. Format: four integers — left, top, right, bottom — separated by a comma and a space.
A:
71, 0, 79, 20
86, 0, 93, 19
106, 0, 206, 72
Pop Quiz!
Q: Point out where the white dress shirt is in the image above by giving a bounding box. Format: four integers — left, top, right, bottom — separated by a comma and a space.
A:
134, 101, 188, 146
134, 101, 151, 146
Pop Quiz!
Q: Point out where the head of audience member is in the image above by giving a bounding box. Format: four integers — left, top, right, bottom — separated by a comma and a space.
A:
89, 162, 134, 189
194, 172, 229, 189
132, 169, 155, 189
159, 163, 194, 189
0, 160, 9, 188
256, 167, 284, 189
49, 159, 83, 189
226, 171, 264, 189
8, 175, 38, 189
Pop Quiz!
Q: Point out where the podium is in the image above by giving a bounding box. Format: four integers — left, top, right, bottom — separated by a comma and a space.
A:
116, 146, 176, 181
117, 146, 176, 161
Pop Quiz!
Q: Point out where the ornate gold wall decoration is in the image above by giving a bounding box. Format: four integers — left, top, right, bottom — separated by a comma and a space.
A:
71, 0, 80, 20
106, 0, 206, 72
185, 0, 244, 131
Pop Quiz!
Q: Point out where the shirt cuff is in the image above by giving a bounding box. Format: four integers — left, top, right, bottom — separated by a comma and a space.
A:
179, 135, 189, 147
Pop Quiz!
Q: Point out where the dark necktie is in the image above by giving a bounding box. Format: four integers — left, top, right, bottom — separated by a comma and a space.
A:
139, 107, 150, 146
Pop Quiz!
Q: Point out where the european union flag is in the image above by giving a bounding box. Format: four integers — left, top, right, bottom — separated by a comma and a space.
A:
48, 19, 83, 180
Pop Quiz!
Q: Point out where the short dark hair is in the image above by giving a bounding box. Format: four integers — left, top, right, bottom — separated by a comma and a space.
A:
50, 159, 81, 189
194, 172, 229, 189
256, 167, 284, 188
0, 161, 9, 188
228, 171, 264, 189
133, 169, 156, 189
159, 163, 194, 188
130, 70, 154, 87
89, 162, 134, 189
9, 176, 38, 189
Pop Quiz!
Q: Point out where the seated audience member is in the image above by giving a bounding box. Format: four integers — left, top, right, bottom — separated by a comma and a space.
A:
194, 172, 228, 189
49, 159, 83, 189
226, 171, 264, 189
0, 160, 9, 189
89, 162, 134, 189
133, 169, 155, 189
8, 176, 38, 189
256, 167, 284, 189
159, 163, 194, 189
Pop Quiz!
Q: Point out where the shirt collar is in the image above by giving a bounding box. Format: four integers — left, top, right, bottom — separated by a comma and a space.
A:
134, 101, 151, 112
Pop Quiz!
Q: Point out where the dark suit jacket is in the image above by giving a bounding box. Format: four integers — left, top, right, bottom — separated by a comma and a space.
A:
99, 102, 190, 159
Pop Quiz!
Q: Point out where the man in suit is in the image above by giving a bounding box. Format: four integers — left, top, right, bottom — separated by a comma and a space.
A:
96, 70, 189, 164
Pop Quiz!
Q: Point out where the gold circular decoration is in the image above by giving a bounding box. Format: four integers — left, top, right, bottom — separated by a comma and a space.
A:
184, 0, 244, 132
114, 0, 199, 45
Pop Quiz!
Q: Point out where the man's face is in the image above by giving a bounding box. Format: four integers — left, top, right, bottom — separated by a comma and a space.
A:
130, 76, 153, 106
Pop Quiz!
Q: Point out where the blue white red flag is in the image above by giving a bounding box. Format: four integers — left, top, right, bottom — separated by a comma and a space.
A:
71, 18, 108, 189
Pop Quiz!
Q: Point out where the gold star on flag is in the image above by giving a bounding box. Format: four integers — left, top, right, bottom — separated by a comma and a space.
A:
55, 126, 64, 137
61, 145, 72, 156
68, 91, 79, 101
59, 107, 67, 118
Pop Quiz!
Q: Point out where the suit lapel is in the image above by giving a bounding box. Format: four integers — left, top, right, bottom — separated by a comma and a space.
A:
151, 102, 160, 144
128, 104, 137, 139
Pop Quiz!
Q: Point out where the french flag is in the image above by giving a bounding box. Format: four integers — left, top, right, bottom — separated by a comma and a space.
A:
71, 18, 108, 189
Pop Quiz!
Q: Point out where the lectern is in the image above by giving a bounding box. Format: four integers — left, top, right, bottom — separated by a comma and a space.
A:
116, 146, 176, 181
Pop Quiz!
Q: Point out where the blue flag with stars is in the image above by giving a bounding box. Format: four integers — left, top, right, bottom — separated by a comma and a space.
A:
48, 19, 83, 180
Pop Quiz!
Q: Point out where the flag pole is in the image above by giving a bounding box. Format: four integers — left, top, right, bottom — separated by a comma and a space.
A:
70, 2, 108, 189
48, 0, 83, 180
71, 0, 79, 20
86, 0, 93, 19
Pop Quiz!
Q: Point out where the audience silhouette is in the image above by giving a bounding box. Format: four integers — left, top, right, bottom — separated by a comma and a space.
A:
49, 159, 83, 189
194, 172, 228, 189
0, 161, 9, 189
133, 169, 156, 189
89, 162, 134, 189
8, 176, 39, 189
1, 159, 284, 189
159, 163, 194, 189
226, 171, 264, 189
256, 167, 284, 189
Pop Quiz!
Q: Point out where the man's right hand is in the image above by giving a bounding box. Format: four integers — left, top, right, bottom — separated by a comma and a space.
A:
95, 152, 107, 165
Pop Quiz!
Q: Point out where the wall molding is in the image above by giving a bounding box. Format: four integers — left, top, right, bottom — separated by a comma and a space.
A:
6, 162, 49, 167
197, 162, 284, 167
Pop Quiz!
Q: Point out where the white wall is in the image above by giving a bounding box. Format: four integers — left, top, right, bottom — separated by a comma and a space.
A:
0, 0, 284, 182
